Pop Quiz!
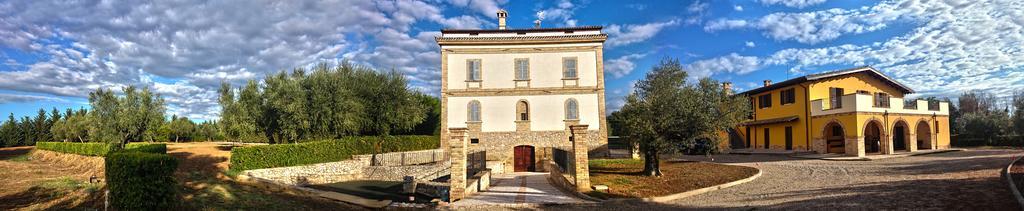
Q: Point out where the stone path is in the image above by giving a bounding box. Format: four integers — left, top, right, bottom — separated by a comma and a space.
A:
451, 172, 585, 207
512, 149, 1023, 210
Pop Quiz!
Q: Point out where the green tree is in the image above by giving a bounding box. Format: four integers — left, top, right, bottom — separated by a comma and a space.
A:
168, 115, 196, 142
409, 92, 441, 135
616, 58, 750, 176
0, 114, 17, 147
88, 86, 167, 146
1012, 90, 1024, 136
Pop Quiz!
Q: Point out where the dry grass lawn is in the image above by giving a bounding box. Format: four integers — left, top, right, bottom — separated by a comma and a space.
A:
0, 143, 366, 210
587, 158, 758, 199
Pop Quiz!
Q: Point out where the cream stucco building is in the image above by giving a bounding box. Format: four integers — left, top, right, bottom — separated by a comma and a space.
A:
437, 10, 608, 172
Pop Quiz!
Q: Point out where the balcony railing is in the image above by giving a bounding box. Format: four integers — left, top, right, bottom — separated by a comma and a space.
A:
811, 93, 950, 116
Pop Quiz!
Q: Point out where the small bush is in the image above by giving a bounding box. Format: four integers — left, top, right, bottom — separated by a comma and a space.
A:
230, 135, 439, 171
35, 142, 167, 156
35, 142, 119, 156
125, 142, 167, 154
105, 152, 178, 210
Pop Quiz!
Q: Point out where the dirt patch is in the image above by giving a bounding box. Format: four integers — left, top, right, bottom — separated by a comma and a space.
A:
587, 159, 759, 199
0, 148, 106, 210
166, 142, 367, 210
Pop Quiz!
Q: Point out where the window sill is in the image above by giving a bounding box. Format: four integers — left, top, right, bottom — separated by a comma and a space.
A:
561, 78, 579, 80
465, 80, 482, 82
514, 79, 530, 81
466, 121, 482, 124
515, 120, 530, 123
563, 119, 580, 122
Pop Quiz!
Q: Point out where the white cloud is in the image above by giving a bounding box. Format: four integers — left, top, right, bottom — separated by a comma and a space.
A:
734, 5, 744, 11
700, 0, 1024, 98
0, 93, 66, 104
534, 0, 578, 27
606, 19, 680, 47
0, 0, 495, 119
684, 53, 762, 78
605, 54, 647, 79
746, 41, 756, 47
705, 1, 913, 44
685, 0, 711, 25
758, 0, 827, 8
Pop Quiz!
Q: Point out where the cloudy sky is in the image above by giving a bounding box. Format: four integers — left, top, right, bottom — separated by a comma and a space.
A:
1, 0, 1022, 121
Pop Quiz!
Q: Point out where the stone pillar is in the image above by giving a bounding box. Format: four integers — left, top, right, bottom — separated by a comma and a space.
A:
570, 125, 591, 192
908, 132, 918, 152
448, 127, 469, 202
846, 137, 865, 157
881, 134, 895, 155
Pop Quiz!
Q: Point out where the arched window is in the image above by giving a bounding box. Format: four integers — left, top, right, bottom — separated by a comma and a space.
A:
565, 98, 579, 120
468, 101, 481, 122
516, 100, 529, 121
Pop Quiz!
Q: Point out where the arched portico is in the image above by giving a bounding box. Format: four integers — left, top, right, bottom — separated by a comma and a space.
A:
892, 120, 912, 152
864, 120, 883, 154
916, 120, 933, 150
823, 121, 846, 154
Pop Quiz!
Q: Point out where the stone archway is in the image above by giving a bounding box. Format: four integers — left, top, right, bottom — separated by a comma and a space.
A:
892, 120, 911, 151
824, 122, 846, 154
916, 120, 933, 150
864, 120, 883, 154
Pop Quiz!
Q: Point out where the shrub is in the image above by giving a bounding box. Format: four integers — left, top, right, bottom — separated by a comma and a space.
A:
34, 142, 167, 156
230, 135, 439, 171
105, 152, 178, 210
124, 142, 167, 154
35, 142, 118, 156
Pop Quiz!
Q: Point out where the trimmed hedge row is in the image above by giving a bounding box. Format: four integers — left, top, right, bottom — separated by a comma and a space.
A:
125, 143, 168, 154
105, 152, 178, 210
35, 142, 167, 156
36, 142, 119, 156
230, 135, 439, 171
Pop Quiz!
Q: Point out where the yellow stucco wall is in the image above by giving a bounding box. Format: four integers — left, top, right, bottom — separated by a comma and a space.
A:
808, 72, 906, 108
741, 71, 952, 152
747, 84, 811, 150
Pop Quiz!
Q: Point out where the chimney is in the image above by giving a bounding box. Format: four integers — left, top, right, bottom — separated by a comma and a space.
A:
534, 20, 541, 28
497, 9, 508, 30
763, 80, 772, 87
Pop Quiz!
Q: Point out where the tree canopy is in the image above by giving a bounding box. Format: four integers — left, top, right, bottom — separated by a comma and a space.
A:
613, 58, 750, 176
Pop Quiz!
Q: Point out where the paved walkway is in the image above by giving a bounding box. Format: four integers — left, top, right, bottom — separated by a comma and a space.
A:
513, 149, 1023, 210
792, 149, 964, 161
451, 172, 584, 207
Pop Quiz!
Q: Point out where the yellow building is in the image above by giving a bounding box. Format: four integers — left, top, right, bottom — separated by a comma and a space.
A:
733, 66, 950, 157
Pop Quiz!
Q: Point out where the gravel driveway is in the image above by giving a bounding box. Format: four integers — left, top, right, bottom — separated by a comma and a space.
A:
538, 149, 1022, 210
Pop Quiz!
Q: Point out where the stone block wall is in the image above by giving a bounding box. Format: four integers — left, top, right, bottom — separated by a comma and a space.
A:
469, 130, 607, 170
241, 157, 370, 186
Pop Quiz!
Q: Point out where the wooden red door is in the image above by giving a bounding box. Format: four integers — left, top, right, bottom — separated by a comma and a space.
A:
513, 146, 535, 172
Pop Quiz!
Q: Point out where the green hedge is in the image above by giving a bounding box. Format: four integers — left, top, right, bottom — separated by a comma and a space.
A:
125, 143, 168, 154
35, 142, 118, 156
35, 142, 167, 156
106, 152, 179, 210
230, 135, 438, 171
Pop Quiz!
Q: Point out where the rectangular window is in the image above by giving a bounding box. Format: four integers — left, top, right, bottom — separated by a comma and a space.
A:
466, 59, 481, 81
830, 87, 844, 109
758, 94, 772, 109
563, 57, 577, 79
763, 128, 770, 149
515, 58, 529, 80
874, 93, 890, 108
470, 138, 479, 144
781, 88, 796, 105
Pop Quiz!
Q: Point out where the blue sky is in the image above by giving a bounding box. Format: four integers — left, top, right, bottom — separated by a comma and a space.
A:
1, 0, 1023, 122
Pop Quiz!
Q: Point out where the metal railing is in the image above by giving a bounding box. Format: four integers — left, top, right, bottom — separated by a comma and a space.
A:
467, 151, 487, 178
370, 149, 447, 166
552, 148, 570, 172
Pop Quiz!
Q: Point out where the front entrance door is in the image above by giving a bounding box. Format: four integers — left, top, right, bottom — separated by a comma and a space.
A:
826, 123, 845, 154
513, 145, 535, 172
785, 126, 793, 150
